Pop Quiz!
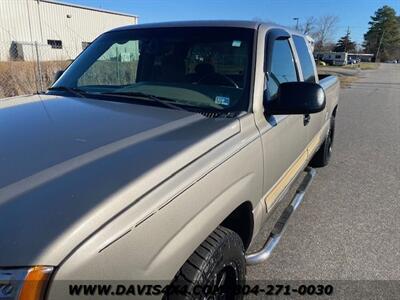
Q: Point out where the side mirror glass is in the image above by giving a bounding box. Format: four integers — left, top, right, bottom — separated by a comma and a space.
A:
265, 82, 326, 115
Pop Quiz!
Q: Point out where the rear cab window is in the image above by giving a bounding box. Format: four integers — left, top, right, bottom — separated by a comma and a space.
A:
293, 35, 316, 83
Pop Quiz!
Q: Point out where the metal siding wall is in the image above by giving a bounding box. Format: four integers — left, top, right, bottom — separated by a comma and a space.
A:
0, 0, 137, 61
0, 1, 31, 60
0, 0, 137, 98
36, 1, 137, 60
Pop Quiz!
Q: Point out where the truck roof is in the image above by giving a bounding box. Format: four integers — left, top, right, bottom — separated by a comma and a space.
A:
108, 20, 311, 41
108, 20, 307, 36
109, 20, 261, 31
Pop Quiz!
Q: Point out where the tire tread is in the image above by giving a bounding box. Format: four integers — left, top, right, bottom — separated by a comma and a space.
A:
166, 226, 245, 299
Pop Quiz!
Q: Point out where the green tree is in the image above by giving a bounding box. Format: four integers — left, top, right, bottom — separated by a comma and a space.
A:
363, 5, 400, 61
334, 28, 357, 52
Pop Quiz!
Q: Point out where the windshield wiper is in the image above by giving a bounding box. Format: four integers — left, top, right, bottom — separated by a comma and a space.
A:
100, 91, 187, 111
48, 86, 87, 98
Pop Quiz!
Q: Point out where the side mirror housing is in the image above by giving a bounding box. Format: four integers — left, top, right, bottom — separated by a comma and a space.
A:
53, 70, 64, 83
266, 82, 326, 115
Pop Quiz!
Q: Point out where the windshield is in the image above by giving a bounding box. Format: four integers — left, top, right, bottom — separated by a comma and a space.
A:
52, 27, 254, 112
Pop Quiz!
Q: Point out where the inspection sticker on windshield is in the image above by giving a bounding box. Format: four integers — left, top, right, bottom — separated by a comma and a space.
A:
215, 96, 230, 106
232, 40, 242, 47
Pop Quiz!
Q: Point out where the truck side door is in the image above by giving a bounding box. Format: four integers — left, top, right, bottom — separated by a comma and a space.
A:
292, 35, 326, 151
258, 30, 309, 210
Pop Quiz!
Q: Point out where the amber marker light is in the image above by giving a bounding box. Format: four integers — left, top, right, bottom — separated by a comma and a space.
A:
18, 266, 54, 300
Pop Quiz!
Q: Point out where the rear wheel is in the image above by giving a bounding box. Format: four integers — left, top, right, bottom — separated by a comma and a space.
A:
166, 226, 246, 300
310, 116, 335, 168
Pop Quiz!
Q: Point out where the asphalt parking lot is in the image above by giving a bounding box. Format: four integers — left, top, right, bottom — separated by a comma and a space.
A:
247, 63, 400, 280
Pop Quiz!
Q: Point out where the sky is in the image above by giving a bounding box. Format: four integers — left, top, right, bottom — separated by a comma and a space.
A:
61, 0, 400, 45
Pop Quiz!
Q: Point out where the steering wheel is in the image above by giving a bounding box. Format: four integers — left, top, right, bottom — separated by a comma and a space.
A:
196, 73, 239, 88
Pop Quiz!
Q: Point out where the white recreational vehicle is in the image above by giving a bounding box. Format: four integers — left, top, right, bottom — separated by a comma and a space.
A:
315, 52, 348, 66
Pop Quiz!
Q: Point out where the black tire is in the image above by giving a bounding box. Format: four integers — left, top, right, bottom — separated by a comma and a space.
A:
310, 116, 336, 168
166, 226, 246, 300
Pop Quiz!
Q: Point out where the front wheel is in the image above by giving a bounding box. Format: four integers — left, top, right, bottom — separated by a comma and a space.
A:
166, 226, 246, 300
310, 116, 336, 168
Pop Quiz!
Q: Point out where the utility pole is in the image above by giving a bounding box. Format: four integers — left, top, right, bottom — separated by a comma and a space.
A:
293, 18, 299, 31
375, 30, 385, 62
26, 0, 39, 94
344, 26, 350, 52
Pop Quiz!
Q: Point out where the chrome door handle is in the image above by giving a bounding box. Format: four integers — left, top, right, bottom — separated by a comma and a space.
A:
304, 114, 311, 126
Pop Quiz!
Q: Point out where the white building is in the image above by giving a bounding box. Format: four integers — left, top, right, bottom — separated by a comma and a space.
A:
0, 0, 138, 61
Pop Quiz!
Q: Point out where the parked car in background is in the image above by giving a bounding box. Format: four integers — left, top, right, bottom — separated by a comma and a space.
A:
0, 21, 340, 299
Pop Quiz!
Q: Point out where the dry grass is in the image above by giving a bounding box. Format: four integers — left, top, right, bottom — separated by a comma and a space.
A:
317, 63, 380, 88
0, 60, 69, 98
344, 62, 380, 70
317, 66, 360, 88
338, 75, 359, 88
0, 60, 139, 99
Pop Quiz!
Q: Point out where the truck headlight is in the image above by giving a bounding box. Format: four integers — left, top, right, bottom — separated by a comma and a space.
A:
0, 267, 53, 300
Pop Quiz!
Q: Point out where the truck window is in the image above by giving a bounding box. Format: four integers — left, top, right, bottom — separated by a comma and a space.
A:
186, 42, 248, 88
53, 27, 254, 113
293, 35, 316, 83
266, 39, 298, 101
78, 40, 139, 86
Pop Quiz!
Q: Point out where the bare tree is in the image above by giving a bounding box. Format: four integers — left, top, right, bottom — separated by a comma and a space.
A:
313, 15, 339, 51
299, 17, 317, 35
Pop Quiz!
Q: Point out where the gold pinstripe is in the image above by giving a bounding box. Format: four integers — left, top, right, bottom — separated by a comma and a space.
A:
264, 127, 324, 209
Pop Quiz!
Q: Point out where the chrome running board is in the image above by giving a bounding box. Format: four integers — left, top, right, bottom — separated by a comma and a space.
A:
245, 167, 316, 265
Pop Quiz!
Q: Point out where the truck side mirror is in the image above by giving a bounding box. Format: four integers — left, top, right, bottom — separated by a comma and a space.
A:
53, 70, 64, 83
266, 82, 326, 115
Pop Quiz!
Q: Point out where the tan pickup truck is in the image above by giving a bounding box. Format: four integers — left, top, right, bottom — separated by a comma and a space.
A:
0, 21, 339, 299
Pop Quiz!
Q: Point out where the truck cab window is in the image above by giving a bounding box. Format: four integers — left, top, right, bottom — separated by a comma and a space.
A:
266, 39, 298, 101
293, 35, 316, 83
